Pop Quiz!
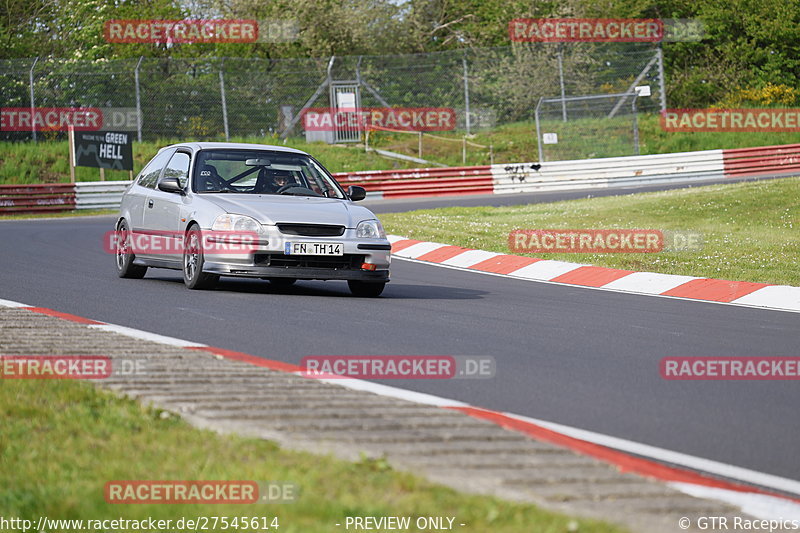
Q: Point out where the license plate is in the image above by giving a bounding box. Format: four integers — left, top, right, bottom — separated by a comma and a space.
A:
285, 242, 343, 256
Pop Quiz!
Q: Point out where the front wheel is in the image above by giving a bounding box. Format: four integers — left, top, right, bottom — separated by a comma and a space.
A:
183, 226, 219, 290
348, 280, 385, 297
115, 220, 147, 279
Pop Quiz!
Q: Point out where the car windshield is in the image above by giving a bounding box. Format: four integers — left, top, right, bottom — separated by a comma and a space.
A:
193, 149, 346, 199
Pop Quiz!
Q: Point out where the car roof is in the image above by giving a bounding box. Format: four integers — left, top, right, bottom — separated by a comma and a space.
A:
163, 142, 309, 155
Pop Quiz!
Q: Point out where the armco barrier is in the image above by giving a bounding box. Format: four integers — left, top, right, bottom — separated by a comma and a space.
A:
75, 181, 131, 210
491, 149, 725, 194
3, 143, 800, 214
722, 143, 800, 178
0, 184, 75, 214
335, 166, 495, 199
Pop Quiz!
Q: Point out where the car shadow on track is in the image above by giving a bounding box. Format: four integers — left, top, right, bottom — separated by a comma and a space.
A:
142, 276, 486, 300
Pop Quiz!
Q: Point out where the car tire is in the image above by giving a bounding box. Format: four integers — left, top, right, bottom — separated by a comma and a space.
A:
268, 278, 297, 288
348, 280, 385, 297
115, 220, 148, 279
183, 225, 219, 290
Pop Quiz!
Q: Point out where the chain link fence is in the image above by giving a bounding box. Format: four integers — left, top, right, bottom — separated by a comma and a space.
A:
1, 43, 664, 159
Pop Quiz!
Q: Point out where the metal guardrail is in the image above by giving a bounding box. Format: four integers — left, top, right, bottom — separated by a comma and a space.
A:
0, 184, 75, 214
2, 144, 800, 214
74, 181, 131, 210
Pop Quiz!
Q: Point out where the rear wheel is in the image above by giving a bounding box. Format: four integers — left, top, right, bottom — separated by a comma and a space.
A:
115, 220, 147, 279
183, 225, 219, 290
348, 280, 385, 297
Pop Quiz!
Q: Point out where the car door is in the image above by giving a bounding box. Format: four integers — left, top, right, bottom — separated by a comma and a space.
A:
143, 150, 192, 263
123, 148, 173, 232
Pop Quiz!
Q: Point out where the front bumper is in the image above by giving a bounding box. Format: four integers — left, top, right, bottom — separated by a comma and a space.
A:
203, 261, 390, 281
201, 227, 391, 282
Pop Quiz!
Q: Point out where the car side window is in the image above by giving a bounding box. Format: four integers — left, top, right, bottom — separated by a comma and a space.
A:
161, 152, 191, 189
137, 149, 174, 189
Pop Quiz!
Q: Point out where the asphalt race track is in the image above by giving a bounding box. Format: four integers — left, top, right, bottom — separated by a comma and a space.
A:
0, 215, 798, 485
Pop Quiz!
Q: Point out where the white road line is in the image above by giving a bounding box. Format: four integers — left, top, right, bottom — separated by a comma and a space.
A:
0, 298, 32, 308
503, 412, 800, 497
732, 285, 800, 312
440, 249, 499, 268
397, 241, 448, 259
87, 323, 207, 348
669, 482, 800, 521
601, 271, 701, 294
316, 377, 468, 408
508, 259, 587, 281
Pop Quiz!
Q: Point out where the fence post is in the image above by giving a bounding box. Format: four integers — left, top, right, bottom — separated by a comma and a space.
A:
29, 57, 39, 142
657, 45, 667, 112
219, 61, 229, 141
557, 45, 567, 122
462, 136, 466, 165
418, 131, 423, 159
632, 96, 640, 155
535, 97, 544, 163
134, 56, 143, 143
462, 55, 471, 135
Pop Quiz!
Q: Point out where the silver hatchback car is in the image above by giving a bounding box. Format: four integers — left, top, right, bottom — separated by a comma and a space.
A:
114, 142, 391, 297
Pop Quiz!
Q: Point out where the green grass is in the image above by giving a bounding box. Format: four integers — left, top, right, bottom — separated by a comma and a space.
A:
3, 116, 800, 184
0, 208, 115, 220
0, 379, 623, 533
0, 136, 410, 185
380, 177, 800, 286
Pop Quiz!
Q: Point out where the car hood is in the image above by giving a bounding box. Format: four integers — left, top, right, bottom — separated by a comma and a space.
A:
201, 194, 376, 227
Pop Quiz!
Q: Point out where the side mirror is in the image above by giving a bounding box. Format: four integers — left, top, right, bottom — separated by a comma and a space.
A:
158, 177, 184, 194
347, 185, 366, 202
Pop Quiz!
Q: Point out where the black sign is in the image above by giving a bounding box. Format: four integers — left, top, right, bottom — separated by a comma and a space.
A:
73, 130, 133, 171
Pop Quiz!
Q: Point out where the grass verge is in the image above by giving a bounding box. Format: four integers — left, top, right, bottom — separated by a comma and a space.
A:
0, 209, 116, 220
3, 116, 800, 184
379, 177, 800, 287
0, 378, 623, 533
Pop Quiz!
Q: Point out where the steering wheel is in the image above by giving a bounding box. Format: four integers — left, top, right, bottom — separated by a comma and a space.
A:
202, 173, 227, 190
275, 184, 295, 194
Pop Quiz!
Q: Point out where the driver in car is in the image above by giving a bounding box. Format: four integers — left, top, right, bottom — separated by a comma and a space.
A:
268, 170, 295, 193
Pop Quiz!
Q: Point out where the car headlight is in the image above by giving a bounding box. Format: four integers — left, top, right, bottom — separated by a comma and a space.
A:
356, 219, 386, 239
212, 214, 262, 233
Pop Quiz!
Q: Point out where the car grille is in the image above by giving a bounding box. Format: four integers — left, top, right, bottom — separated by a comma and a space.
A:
255, 253, 364, 270
277, 223, 345, 237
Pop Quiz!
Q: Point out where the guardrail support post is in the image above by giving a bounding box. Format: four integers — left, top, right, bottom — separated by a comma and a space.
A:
462, 136, 467, 165
418, 131, 423, 159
